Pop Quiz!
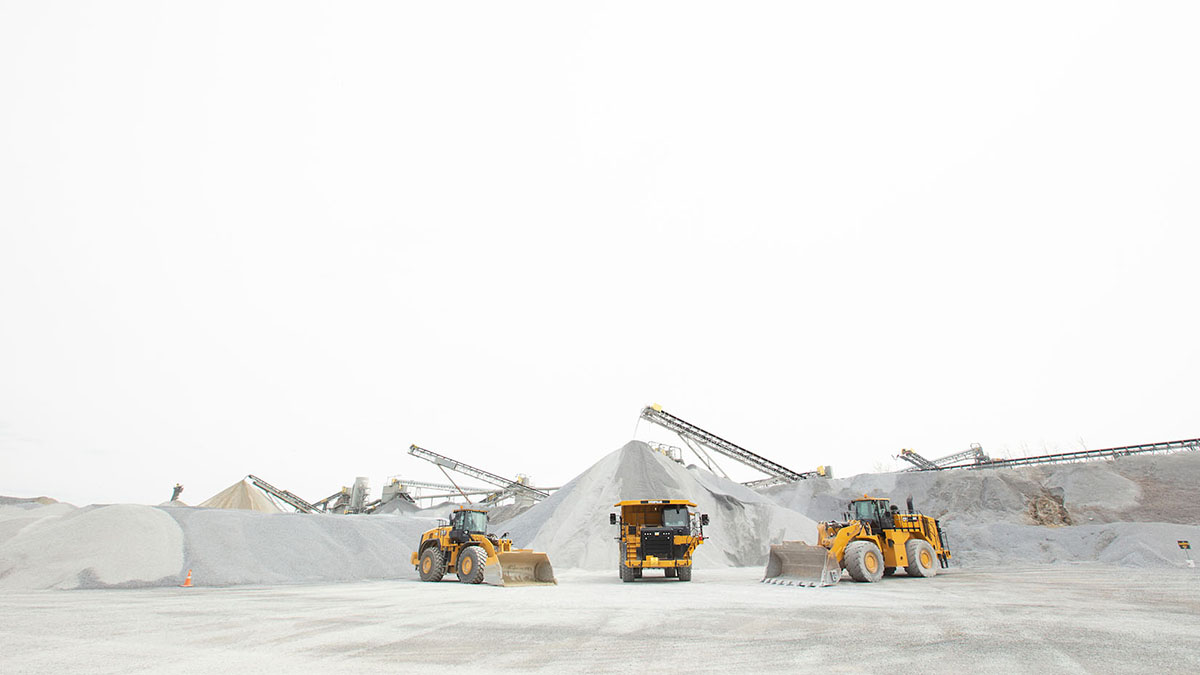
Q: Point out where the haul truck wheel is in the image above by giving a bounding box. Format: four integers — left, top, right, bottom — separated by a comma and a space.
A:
905, 540, 938, 578
677, 565, 692, 582
844, 541, 885, 583
419, 547, 446, 582
620, 564, 637, 582
457, 546, 487, 584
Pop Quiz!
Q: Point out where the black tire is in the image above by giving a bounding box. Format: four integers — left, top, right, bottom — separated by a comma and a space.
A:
677, 565, 692, 582
844, 541, 885, 583
620, 564, 637, 582
665, 567, 678, 578
905, 539, 938, 578
456, 546, 487, 584
418, 546, 445, 582
883, 567, 897, 577
634, 568, 643, 579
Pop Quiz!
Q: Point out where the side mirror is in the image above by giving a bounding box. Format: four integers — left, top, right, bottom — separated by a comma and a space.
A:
890, 505, 899, 513
700, 514, 709, 526
609, 513, 617, 525
501, 532, 509, 539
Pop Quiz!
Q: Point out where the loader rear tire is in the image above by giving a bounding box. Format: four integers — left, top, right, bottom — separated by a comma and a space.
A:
419, 547, 446, 582
677, 565, 692, 582
665, 567, 677, 578
456, 546, 486, 584
844, 541, 885, 583
905, 540, 938, 578
620, 564, 637, 582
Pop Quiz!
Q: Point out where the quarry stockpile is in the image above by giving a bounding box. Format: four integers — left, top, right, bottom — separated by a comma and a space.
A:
762, 451, 1200, 568
503, 441, 820, 570
0, 503, 184, 589
198, 479, 283, 512
0, 500, 441, 590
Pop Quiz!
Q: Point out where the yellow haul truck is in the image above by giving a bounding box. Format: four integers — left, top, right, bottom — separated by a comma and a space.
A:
765, 494, 950, 586
412, 507, 556, 586
610, 500, 708, 582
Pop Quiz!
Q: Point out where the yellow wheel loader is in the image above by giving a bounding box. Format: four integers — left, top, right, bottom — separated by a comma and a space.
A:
610, 500, 708, 582
764, 495, 949, 586
411, 508, 556, 586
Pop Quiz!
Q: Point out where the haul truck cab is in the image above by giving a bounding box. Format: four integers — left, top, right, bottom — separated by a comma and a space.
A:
610, 499, 708, 582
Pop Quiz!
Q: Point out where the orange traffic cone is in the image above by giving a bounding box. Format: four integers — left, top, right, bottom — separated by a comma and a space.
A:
180, 570, 193, 587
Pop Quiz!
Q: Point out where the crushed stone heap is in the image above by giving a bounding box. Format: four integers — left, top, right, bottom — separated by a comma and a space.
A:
0, 500, 441, 590
198, 479, 283, 512
503, 440, 820, 570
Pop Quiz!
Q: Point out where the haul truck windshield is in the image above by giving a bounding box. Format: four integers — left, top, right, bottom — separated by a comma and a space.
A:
662, 506, 689, 527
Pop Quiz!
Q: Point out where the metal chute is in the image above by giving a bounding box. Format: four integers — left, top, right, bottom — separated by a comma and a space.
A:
762, 541, 842, 587
483, 550, 557, 587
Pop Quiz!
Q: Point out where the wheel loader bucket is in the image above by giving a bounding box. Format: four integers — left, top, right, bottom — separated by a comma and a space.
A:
483, 550, 557, 587
762, 541, 841, 587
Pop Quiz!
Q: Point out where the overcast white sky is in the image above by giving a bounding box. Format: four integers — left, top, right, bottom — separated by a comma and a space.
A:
2, 2, 1197, 506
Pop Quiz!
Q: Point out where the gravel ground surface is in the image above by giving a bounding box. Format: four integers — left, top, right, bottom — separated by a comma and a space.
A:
3, 565, 1197, 674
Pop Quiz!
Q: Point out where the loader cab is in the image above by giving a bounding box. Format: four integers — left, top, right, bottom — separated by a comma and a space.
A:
449, 508, 489, 544
850, 497, 895, 534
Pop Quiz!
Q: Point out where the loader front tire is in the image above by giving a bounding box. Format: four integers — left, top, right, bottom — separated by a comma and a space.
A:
456, 546, 487, 584
844, 541, 885, 583
419, 547, 446, 582
677, 565, 692, 582
905, 540, 938, 578
620, 564, 637, 582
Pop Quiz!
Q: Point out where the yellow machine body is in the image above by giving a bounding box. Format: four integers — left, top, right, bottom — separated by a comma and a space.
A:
764, 495, 950, 585
611, 499, 708, 582
410, 508, 556, 586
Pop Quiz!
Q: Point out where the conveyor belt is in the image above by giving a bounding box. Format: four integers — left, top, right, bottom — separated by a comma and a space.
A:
408, 445, 550, 500
246, 474, 319, 513
639, 405, 820, 481
917, 438, 1200, 471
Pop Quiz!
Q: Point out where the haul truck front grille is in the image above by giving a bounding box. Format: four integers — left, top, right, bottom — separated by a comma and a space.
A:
641, 533, 675, 559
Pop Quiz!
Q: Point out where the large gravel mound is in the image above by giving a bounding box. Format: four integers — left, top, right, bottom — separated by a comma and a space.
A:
762, 451, 1200, 568
503, 441, 820, 570
0, 504, 183, 589
0, 501, 443, 590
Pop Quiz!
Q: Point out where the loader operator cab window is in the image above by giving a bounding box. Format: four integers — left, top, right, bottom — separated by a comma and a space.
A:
661, 505, 689, 528
854, 500, 886, 521
452, 510, 488, 534
854, 500, 892, 531
853, 501, 875, 521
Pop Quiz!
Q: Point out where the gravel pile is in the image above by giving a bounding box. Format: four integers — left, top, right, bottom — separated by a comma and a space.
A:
503, 441, 820, 570
0, 501, 441, 589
